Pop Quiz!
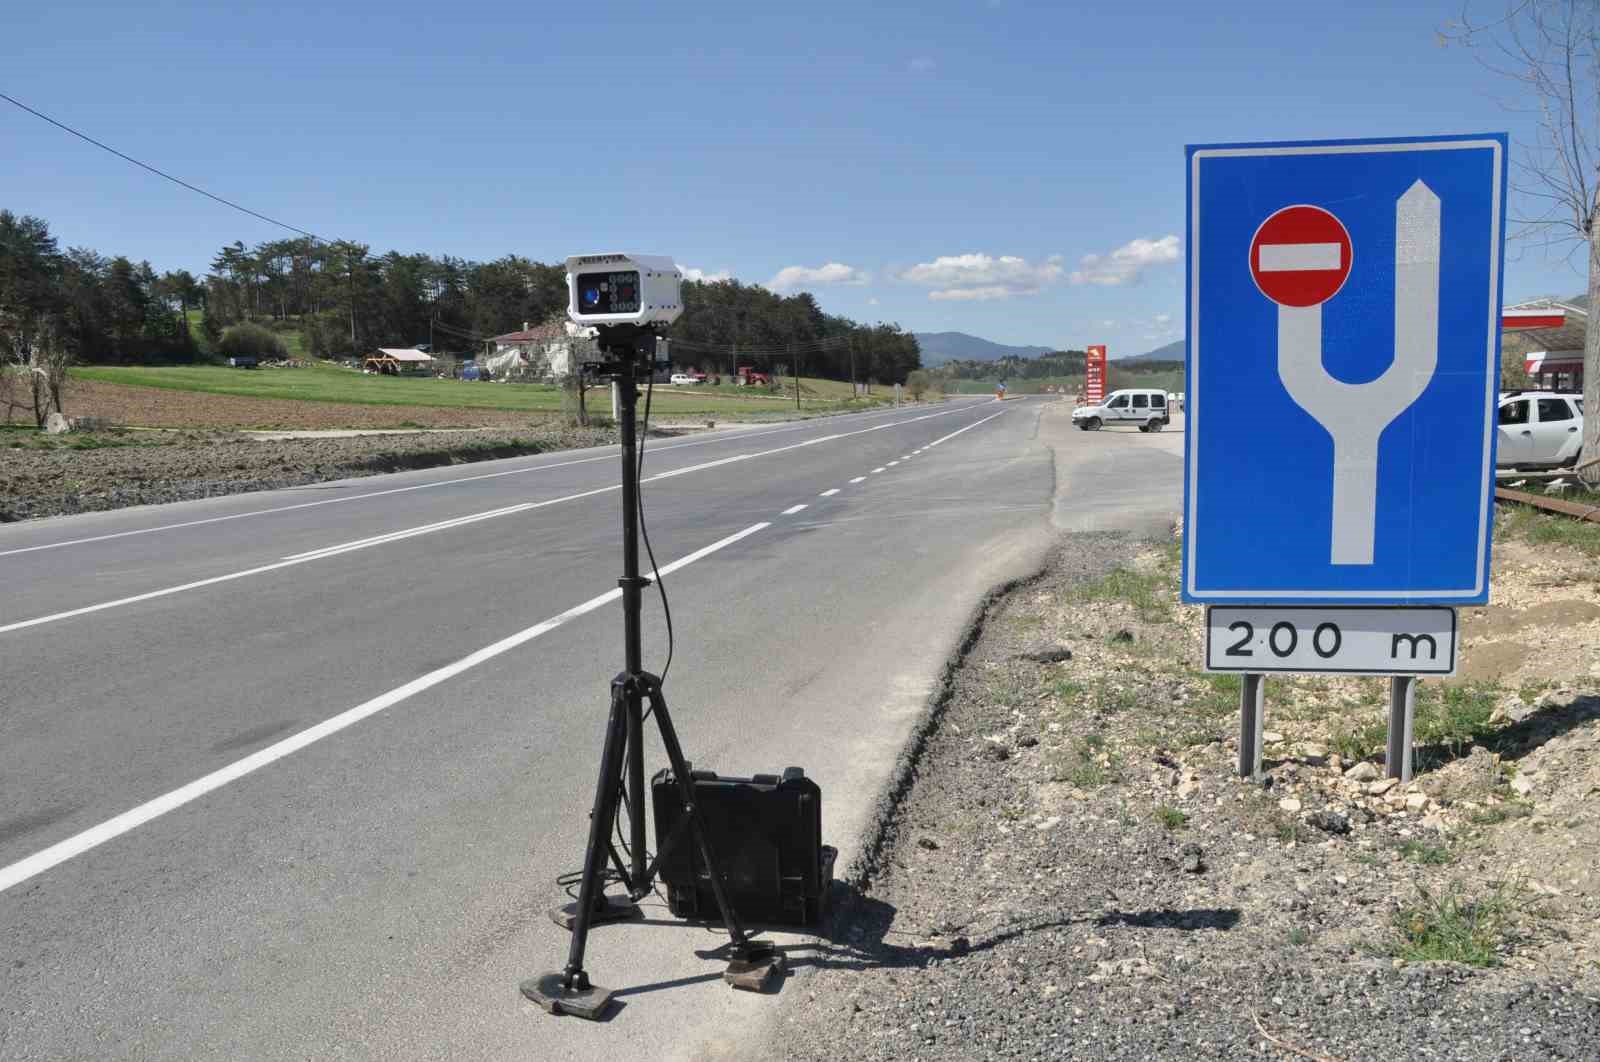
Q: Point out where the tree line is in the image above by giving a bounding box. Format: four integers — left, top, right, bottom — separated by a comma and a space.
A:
1, 209, 920, 387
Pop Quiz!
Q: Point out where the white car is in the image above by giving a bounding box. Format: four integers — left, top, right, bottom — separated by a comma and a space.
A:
1497, 391, 1584, 469
1072, 388, 1171, 432
669, 373, 701, 386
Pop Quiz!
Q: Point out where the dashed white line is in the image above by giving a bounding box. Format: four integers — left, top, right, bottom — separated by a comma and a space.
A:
849, 477, 866, 484
887, 461, 900, 467
1, 404, 1002, 635
819, 489, 840, 497
871, 467, 886, 474
782, 504, 808, 515
0, 521, 771, 896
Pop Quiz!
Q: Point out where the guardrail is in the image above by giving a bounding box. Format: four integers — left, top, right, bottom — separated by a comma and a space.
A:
1495, 486, 1600, 522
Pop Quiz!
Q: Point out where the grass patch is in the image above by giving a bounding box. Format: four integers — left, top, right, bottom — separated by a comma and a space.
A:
1496, 502, 1600, 557
1050, 679, 1085, 702
1154, 805, 1188, 830
1398, 839, 1455, 865
1469, 801, 1533, 826
71, 362, 893, 419
1286, 927, 1311, 946
1193, 672, 1240, 719
1414, 682, 1500, 757
1049, 735, 1121, 788
1391, 885, 1511, 967
1330, 717, 1389, 763
1071, 567, 1170, 622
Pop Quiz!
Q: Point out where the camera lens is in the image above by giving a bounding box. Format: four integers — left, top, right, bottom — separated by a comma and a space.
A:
582, 287, 601, 307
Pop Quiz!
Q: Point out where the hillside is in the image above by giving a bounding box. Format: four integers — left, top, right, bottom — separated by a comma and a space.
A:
913, 331, 1055, 365
1120, 339, 1184, 364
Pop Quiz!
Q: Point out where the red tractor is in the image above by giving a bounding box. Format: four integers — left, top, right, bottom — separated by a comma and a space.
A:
735, 365, 771, 387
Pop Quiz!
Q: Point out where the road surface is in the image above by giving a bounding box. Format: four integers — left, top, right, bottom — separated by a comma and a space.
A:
0, 396, 1182, 1060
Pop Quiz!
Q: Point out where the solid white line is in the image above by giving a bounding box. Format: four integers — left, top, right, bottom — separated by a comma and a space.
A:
849, 476, 866, 484
819, 489, 839, 497
782, 504, 808, 515
0, 400, 983, 559
1259, 242, 1341, 271
2, 404, 991, 635
924, 409, 1007, 448
0, 522, 770, 896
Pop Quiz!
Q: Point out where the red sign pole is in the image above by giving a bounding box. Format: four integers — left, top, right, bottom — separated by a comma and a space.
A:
1085, 345, 1108, 403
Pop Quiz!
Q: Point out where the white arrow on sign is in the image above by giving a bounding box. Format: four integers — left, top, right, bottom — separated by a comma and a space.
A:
1276, 180, 1440, 566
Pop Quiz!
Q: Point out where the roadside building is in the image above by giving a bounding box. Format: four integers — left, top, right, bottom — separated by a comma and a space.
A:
362, 348, 435, 376
484, 319, 598, 380
1501, 299, 1587, 392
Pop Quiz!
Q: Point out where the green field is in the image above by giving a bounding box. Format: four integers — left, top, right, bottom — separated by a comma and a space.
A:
71, 361, 900, 417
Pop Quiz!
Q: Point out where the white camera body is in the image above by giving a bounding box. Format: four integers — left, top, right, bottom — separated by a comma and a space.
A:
566, 253, 682, 329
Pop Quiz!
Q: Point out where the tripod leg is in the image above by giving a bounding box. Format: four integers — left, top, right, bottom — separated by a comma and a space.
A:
520, 681, 631, 1019
641, 677, 785, 990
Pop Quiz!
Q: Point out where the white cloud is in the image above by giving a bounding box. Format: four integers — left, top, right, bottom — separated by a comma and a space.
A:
680, 266, 733, 284
1101, 319, 1117, 328
1155, 313, 1172, 325
1069, 235, 1181, 287
898, 253, 1064, 301
908, 56, 936, 72
868, 297, 880, 305
767, 262, 871, 292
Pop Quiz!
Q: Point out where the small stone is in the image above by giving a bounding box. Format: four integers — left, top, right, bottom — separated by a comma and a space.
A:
1405, 792, 1428, 812
1345, 762, 1380, 782
43, 412, 71, 435
1278, 797, 1302, 813
983, 743, 1010, 762
1263, 731, 1284, 744
1180, 843, 1205, 874
1112, 629, 1136, 644
1017, 735, 1039, 748
1306, 810, 1351, 835
1367, 778, 1398, 796
1035, 816, 1061, 831
1510, 775, 1534, 797
1020, 647, 1073, 664
1176, 781, 1199, 800
918, 836, 940, 851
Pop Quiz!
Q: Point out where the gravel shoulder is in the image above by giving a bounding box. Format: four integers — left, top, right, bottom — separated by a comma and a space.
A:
767, 528, 1600, 1061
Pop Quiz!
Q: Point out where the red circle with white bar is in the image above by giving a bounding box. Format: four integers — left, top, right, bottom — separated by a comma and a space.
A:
1249, 205, 1353, 307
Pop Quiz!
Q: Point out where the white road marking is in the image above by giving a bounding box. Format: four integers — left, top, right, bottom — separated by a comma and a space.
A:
781, 504, 808, 515
819, 489, 839, 497
924, 409, 1007, 448
887, 461, 900, 467
0, 522, 770, 896
0, 399, 989, 559
849, 477, 866, 484
1, 403, 999, 634
871, 467, 886, 474
902, 455, 913, 460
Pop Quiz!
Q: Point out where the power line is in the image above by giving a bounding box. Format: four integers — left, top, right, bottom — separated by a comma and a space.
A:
0, 90, 329, 243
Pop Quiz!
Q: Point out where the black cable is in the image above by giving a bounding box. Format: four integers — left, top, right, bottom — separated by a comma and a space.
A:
0, 91, 328, 242
636, 368, 674, 691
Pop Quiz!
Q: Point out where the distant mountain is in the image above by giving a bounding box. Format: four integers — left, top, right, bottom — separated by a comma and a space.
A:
1119, 339, 1184, 364
913, 331, 1055, 365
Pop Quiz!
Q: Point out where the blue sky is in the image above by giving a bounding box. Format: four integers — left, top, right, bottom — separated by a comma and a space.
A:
2, 0, 1586, 356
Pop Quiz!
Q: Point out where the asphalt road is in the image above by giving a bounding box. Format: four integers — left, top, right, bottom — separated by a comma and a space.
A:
0, 396, 1183, 1060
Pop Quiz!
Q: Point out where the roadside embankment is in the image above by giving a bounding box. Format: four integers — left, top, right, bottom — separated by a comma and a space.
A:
773, 527, 1600, 1061
0, 424, 620, 522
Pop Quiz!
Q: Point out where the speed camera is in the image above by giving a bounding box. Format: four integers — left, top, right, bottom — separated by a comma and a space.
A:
566, 254, 682, 328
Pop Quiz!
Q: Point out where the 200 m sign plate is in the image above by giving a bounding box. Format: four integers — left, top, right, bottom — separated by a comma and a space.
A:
1205, 606, 1456, 675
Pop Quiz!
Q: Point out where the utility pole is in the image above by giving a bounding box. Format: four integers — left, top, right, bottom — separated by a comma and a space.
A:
849, 334, 857, 397
791, 341, 800, 411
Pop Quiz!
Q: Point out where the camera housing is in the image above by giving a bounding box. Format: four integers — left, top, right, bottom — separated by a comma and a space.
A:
566, 254, 683, 329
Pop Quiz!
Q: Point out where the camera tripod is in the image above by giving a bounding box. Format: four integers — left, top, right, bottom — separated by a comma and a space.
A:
520, 328, 782, 1021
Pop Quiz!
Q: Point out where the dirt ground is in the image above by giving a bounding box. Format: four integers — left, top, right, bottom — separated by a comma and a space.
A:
53, 377, 551, 430
773, 527, 1600, 1061
0, 424, 623, 522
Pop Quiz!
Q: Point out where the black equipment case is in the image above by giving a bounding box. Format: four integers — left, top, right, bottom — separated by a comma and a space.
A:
650, 766, 835, 927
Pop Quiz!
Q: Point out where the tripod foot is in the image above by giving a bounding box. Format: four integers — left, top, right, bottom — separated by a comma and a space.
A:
723, 941, 786, 992
521, 973, 615, 1020
549, 894, 641, 931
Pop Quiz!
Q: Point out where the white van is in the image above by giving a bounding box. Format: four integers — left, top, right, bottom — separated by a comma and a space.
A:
1072, 388, 1170, 432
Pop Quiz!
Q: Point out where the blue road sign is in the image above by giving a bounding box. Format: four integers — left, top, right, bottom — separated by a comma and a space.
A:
1183, 134, 1507, 605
